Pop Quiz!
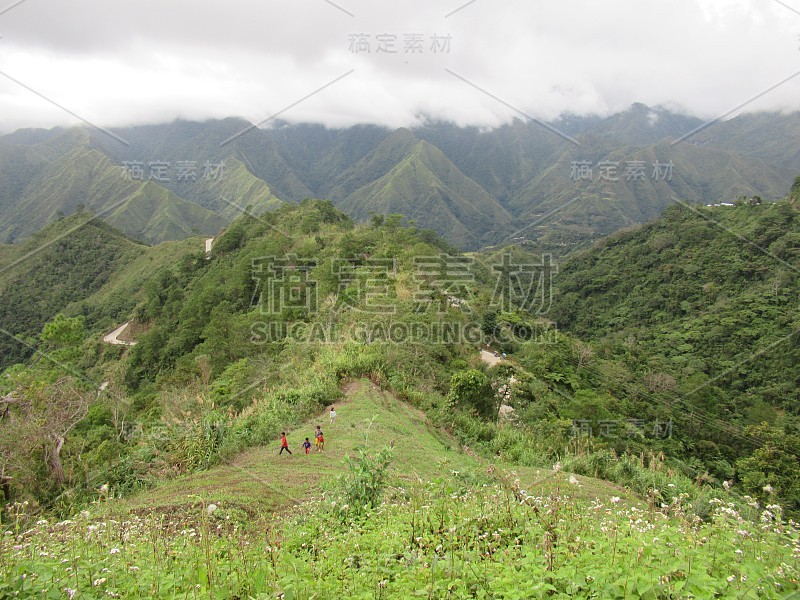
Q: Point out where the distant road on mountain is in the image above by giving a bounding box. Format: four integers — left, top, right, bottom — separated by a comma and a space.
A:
103, 322, 135, 346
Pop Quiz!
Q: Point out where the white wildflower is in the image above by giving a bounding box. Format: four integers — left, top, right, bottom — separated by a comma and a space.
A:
206, 503, 218, 515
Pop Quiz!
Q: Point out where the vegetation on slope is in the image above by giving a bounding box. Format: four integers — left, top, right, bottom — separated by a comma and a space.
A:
552, 200, 800, 512
2, 380, 797, 598
0, 141, 223, 244
2, 198, 800, 597
0, 214, 143, 369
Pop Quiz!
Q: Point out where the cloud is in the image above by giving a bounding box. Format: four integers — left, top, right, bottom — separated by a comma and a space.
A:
0, 0, 797, 132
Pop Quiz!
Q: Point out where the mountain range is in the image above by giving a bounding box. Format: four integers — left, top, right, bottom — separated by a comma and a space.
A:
0, 104, 797, 249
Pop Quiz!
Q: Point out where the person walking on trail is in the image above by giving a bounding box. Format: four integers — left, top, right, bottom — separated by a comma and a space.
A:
314, 426, 324, 452
302, 437, 312, 454
330, 406, 337, 425
279, 432, 292, 455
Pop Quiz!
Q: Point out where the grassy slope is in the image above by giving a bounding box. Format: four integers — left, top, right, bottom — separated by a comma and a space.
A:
117, 379, 638, 521
77, 236, 202, 312
0, 146, 224, 245
173, 157, 285, 221
340, 141, 512, 249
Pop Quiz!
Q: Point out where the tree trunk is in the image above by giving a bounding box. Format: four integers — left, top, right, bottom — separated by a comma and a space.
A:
44, 436, 66, 486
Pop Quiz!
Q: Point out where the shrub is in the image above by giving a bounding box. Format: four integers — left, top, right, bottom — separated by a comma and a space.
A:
334, 445, 393, 521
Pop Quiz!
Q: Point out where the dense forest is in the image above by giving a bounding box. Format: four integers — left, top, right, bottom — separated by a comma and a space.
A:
0, 195, 797, 517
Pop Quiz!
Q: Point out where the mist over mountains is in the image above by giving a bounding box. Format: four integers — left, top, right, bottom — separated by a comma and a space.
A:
1, 104, 797, 249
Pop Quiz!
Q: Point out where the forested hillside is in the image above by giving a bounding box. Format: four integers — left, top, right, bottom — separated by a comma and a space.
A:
0, 198, 796, 514
0, 213, 201, 369
1, 198, 799, 596
551, 196, 800, 511
553, 200, 800, 411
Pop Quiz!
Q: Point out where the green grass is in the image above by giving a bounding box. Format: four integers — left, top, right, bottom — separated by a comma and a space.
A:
116, 380, 482, 517
113, 380, 639, 524
3, 380, 798, 598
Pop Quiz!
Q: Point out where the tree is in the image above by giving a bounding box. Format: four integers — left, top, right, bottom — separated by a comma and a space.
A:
0, 376, 91, 493
0, 315, 92, 498
40, 314, 85, 366
448, 369, 497, 420
736, 423, 800, 515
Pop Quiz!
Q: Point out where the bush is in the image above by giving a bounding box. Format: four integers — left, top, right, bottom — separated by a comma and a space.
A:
334, 446, 393, 521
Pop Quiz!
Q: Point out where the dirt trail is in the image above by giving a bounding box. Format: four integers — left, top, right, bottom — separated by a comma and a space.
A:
480, 349, 502, 366
114, 377, 639, 524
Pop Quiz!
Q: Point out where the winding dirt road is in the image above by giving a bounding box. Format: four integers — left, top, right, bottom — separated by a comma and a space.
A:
103, 322, 136, 346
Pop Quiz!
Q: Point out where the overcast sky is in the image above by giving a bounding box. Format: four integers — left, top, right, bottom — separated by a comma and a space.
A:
0, 0, 798, 133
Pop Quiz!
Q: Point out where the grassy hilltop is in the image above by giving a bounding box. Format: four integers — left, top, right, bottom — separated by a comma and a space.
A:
4, 380, 798, 598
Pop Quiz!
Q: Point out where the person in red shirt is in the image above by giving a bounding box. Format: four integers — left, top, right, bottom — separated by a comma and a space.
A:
279, 432, 292, 455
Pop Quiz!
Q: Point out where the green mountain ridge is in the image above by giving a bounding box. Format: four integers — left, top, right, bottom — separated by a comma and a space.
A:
339, 138, 512, 248
167, 157, 285, 220
697, 111, 800, 179
0, 213, 205, 369
507, 138, 788, 246
553, 200, 800, 414
0, 214, 144, 368
0, 135, 225, 244
0, 107, 798, 250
